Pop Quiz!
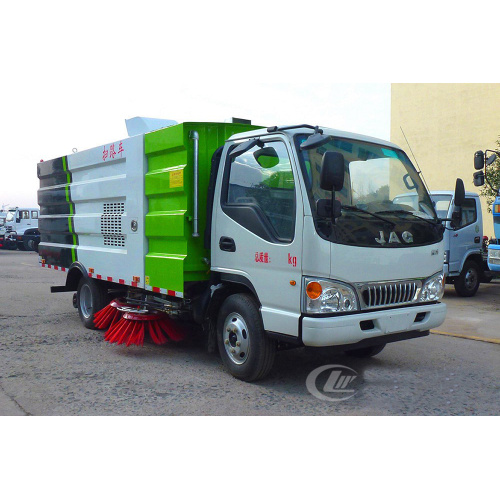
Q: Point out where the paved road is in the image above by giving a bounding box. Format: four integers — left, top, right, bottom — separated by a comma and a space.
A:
0, 250, 498, 415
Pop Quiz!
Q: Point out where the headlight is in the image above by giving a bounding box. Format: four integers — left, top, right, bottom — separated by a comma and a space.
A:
419, 272, 445, 302
303, 277, 359, 314
489, 249, 500, 260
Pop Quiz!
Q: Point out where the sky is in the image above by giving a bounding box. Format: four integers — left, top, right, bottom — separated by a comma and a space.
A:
1, 1, 496, 210
1, 83, 391, 208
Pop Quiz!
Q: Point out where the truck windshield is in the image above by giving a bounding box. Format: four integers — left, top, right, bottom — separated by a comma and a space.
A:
295, 134, 442, 247
430, 194, 452, 219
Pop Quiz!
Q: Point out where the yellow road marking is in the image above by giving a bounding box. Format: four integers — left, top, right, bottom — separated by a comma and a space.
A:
431, 329, 500, 345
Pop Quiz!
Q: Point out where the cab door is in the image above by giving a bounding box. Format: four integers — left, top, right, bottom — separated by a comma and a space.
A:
448, 197, 481, 273
211, 137, 304, 338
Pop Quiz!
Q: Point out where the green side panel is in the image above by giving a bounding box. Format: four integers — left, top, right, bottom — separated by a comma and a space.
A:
144, 122, 261, 294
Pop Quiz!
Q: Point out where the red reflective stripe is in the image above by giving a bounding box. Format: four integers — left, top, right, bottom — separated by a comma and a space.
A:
61, 267, 66, 272
153, 287, 160, 293
88, 272, 92, 277
119, 279, 125, 284
167, 290, 175, 297
48, 265, 52, 269
107, 277, 112, 282
131, 282, 137, 287
54, 266, 59, 270
97, 274, 102, 280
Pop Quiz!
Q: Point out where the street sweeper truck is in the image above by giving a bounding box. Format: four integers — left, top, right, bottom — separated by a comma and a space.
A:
38, 118, 461, 381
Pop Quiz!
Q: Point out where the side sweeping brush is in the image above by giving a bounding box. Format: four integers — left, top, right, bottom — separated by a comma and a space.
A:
93, 299, 125, 330
94, 301, 187, 346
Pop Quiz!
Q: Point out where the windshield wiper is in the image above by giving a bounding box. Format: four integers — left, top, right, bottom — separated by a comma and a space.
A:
342, 205, 396, 226
376, 210, 440, 226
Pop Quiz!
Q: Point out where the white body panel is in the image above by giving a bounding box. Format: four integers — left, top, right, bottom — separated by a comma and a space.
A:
67, 134, 147, 286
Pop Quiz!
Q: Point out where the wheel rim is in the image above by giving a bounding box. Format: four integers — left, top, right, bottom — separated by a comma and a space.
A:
27, 239, 34, 250
222, 313, 250, 365
80, 284, 93, 319
465, 268, 478, 290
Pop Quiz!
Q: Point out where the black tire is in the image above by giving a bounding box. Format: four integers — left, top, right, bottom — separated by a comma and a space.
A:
76, 276, 109, 329
24, 237, 36, 251
345, 343, 386, 358
4, 239, 16, 250
217, 293, 276, 382
454, 261, 480, 297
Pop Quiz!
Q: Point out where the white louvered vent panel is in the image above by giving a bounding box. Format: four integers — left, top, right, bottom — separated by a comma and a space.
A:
101, 203, 125, 247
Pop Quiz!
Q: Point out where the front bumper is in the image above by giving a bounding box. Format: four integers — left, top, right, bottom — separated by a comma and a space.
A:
488, 244, 500, 272
301, 302, 447, 347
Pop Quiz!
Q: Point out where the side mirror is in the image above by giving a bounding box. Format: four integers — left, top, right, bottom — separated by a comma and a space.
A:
474, 150, 485, 170
229, 138, 264, 160
454, 178, 465, 207
450, 178, 465, 229
486, 153, 497, 166
317, 199, 342, 219
320, 152, 345, 191
254, 147, 280, 168
473, 171, 485, 187
300, 132, 331, 151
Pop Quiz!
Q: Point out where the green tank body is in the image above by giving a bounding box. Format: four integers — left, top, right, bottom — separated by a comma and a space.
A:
144, 122, 260, 295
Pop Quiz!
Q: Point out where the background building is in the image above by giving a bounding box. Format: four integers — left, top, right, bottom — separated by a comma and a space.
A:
391, 83, 500, 237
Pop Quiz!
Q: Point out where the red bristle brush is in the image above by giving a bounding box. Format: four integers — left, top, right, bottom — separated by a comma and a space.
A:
102, 310, 187, 346
93, 299, 127, 330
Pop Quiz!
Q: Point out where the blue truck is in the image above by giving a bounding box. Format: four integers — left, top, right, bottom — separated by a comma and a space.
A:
473, 149, 500, 273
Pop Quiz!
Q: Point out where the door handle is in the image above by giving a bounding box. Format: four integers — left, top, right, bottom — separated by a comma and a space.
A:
474, 236, 480, 243
219, 236, 236, 252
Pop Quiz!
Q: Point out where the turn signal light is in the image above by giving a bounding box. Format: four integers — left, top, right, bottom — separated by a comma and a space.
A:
306, 281, 322, 300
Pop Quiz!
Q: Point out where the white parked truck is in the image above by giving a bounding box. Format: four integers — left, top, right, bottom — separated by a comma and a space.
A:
38, 120, 462, 381
0, 207, 40, 251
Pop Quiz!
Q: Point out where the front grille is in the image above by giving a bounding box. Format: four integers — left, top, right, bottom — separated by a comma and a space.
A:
356, 280, 421, 310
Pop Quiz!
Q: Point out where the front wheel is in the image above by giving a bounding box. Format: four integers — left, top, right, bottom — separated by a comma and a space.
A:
76, 276, 109, 329
217, 293, 276, 382
24, 236, 36, 251
454, 261, 480, 297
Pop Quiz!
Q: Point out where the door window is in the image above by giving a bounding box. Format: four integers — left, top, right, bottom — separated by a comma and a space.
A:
19, 210, 30, 220
31, 211, 38, 219
225, 141, 296, 243
457, 198, 477, 229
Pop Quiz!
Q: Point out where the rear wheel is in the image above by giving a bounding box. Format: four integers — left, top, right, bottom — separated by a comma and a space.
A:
454, 261, 480, 297
217, 293, 276, 382
24, 236, 36, 251
76, 276, 109, 329
345, 343, 386, 358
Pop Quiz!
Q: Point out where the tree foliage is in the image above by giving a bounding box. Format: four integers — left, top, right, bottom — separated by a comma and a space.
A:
479, 137, 500, 213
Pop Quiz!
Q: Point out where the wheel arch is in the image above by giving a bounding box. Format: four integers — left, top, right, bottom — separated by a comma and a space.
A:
203, 273, 261, 353
65, 262, 88, 291
460, 251, 483, 272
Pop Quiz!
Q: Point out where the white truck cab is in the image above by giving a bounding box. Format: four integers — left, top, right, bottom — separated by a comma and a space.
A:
2, 207, 40, 250
210, 126, 448, 357
430, 191, 488, 296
